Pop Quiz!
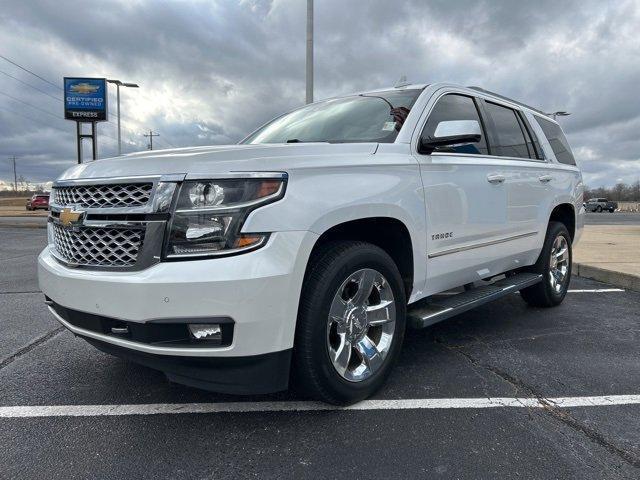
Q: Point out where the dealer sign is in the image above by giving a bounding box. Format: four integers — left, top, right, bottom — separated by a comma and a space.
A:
64, 77, 108, 121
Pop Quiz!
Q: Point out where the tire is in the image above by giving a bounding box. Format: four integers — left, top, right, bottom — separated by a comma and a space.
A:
520, 222, 572, 308
609, 208, 615, 213
293, 241, 406, 405
596, 205, 602, 212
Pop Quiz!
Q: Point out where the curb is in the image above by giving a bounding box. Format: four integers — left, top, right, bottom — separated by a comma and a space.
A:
0, 222, 47, 229
574, 263, 640, 292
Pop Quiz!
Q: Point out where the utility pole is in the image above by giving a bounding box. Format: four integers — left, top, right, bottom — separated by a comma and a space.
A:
107, 79, 139, 155
143, 130, 159, 150
306, 0, 313, 104
9, 156, 17, 192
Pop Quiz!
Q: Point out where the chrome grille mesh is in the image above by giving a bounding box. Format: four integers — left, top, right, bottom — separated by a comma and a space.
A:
51, 223, 143, 267
53, 183, 153, 208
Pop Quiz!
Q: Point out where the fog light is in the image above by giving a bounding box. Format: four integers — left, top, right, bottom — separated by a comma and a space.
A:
188, 324, 222, 342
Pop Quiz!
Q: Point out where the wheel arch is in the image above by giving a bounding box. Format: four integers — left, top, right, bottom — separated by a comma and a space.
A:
548, 202, 576, 241
304, 217, 415, 301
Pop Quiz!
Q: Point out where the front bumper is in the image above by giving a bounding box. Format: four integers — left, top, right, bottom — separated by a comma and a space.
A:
85, 337, 293, 395
38, 230, 318, 359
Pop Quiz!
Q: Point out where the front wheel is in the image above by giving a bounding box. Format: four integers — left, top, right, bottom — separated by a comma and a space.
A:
293, 241, 406, 405
521, 222, 572, 307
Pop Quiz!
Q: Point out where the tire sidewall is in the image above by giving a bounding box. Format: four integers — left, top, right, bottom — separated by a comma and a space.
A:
542, 223, 572, 303
298, 243, 406, 403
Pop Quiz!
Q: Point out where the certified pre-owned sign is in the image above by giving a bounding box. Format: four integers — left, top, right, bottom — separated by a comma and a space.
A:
64, 77, 108, 121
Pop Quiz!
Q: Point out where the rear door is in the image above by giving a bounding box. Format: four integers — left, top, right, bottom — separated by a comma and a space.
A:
480, 100, 550, 246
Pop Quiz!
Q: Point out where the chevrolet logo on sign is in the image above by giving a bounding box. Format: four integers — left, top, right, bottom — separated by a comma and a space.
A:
59, 208, 85, 228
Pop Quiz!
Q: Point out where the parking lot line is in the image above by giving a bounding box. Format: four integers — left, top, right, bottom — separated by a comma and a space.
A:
1, 394, 639, 418
567, 288, 625, 293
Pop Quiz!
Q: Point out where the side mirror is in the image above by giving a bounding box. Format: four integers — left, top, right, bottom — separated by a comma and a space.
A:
419, 120, 481, 154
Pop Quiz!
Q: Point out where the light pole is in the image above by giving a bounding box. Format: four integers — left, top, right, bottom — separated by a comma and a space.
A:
107, 79, 139, 155
547, 111, 570, 120
306, 0, 313, 104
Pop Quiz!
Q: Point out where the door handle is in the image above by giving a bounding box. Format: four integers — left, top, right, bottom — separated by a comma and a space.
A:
538, 175, 553, 183
487, 174, 505, 184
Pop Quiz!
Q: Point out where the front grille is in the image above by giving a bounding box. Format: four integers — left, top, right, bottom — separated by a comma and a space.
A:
53, 183, 153, 208
51, 223, 144, 267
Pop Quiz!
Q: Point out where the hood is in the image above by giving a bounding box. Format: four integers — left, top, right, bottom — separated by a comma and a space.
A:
58, 143, 378, 180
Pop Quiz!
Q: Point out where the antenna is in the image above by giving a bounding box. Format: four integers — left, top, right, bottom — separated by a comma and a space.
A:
394, 75, 410, 88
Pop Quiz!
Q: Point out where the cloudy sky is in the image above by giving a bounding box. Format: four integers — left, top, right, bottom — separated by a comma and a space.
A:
1, 0, 639, 187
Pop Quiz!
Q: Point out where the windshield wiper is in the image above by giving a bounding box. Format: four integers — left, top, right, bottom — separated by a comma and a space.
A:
286, 139, 301, 143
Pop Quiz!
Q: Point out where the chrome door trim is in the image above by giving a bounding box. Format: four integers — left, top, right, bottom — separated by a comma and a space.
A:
428, 231, 538, 258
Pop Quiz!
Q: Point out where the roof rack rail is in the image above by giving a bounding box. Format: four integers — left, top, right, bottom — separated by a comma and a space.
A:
467, 86, 548, 116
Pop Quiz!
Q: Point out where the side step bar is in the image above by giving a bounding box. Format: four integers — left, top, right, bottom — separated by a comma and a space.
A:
407, 272, 542, 329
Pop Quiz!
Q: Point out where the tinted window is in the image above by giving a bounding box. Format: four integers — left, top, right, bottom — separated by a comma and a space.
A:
242, 90, 421, 144
421, 94, 488, 155
535, 116, 576, 165
484, 102, 530, 158
516, 113, 543, 159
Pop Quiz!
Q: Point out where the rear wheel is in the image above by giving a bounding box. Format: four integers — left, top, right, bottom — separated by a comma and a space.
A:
520, 222, 572, 307
596, 205, 603, 212
293, 241, 406, 405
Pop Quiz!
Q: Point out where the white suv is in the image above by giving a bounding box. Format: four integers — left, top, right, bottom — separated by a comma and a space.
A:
39, 82, 584, 404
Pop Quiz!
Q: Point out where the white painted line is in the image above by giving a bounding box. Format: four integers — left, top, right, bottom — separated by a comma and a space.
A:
567, 288, 625, 293
1, 394, 639, 418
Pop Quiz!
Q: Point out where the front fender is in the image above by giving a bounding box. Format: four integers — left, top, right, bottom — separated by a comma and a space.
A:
243, 162, 427, 301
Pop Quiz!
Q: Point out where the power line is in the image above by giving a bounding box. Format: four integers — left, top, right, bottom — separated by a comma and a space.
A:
0, 89, 65, 122
0, 55, 140, 143
0, 54, 62, 90
0, 102, 119, 144
0, 54, 173, 151
0, 90, 135, 146
0, 70, 62, 102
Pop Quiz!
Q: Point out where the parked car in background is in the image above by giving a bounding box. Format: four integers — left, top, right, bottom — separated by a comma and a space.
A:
585, 198, 617, 212
39, 82, 584, 405
26, 193, 49, 211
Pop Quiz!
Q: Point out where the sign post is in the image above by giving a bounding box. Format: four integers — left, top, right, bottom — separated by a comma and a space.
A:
64, 77, 108, 164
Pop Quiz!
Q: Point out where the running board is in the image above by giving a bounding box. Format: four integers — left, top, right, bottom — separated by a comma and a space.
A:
407, 273, 543, 329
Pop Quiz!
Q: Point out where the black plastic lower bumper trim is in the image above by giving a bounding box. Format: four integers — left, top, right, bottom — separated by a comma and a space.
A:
84, 337, 292, 395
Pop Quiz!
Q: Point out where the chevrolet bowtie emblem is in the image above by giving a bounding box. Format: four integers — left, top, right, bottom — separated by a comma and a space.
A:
59, 207, 85, 227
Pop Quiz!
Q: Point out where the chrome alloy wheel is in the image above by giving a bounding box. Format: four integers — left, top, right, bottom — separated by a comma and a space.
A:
549, 235, 569, 294
326, 268, 396, 382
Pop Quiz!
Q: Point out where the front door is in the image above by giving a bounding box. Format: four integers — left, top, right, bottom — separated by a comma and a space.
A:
415, 93, 512, 293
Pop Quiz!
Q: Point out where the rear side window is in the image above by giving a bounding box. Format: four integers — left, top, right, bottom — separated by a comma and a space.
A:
535, 116, 576, 165
484, 102, 530, 158
421, 94, 488, 155
515, 114, 544, 160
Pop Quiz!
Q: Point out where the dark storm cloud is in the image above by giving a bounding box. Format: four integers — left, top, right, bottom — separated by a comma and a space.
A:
0, 0, 638, 187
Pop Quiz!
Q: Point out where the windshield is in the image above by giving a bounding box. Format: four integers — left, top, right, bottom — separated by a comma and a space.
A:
242, 89, 421, 144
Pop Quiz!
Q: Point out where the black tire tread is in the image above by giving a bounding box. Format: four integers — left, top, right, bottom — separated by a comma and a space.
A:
520, 221, 572, 308
293, 240, 405, 405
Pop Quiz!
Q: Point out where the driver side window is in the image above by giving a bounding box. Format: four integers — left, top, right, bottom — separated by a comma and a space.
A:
422, 94, 488, 155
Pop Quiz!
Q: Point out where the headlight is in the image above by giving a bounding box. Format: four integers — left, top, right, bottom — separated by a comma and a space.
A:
165, 176, 286, 258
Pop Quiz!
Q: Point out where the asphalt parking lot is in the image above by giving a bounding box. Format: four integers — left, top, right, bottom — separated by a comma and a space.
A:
1, 226, 639, 479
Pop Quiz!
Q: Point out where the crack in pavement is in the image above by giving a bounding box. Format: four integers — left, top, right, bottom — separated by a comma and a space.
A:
434, 337, 640, 471
0, 326, 64, 371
